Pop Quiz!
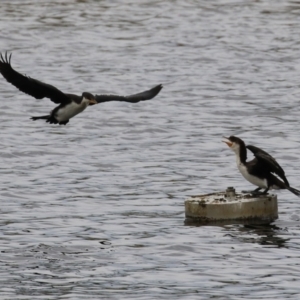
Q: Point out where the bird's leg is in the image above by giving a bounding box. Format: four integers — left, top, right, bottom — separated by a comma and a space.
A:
248, 187, 269, 196
262, 187, 270, 194
242, 187, 263, 194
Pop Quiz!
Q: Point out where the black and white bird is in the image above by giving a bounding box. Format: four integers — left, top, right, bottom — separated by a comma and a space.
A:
223, 136, 300, 197
0, 52, 163, 125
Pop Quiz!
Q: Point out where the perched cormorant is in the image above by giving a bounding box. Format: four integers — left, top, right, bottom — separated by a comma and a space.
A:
0, 52, 163, 125
223, 136, 300, 197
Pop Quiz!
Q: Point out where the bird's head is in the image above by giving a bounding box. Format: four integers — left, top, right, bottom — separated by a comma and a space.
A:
222, 136, 245, 154
82, 92, 97, 106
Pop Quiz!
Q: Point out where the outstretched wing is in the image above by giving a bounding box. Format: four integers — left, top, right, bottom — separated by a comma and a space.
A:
247, 144, 290, 187
0, 52, 70, 104
95, 84, 163, 104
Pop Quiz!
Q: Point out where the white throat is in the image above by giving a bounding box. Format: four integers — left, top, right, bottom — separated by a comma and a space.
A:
230, 145, 243, 167
235, 151, 243, 168
82, 97, 91, 106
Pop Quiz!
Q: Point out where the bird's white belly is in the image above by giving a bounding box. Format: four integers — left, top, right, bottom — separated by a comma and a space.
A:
55, 102, 87, 122
238, 163, 268, 188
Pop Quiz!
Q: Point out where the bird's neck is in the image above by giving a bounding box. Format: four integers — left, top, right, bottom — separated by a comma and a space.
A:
235, 145, 247, 166
81, 98, 90, 108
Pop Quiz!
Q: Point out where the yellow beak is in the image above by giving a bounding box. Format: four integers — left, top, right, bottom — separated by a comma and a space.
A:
222, 137, 233, 147
89, 99, 97, 106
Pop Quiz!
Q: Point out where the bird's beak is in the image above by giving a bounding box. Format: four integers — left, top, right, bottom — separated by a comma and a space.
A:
222, 137, 233, 147
89, 98, 97, 106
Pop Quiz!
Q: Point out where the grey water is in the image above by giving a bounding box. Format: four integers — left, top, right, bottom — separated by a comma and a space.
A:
1, 0, 300, 299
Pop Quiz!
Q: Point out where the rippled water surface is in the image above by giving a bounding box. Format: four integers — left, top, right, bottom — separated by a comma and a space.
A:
1, 0, 300, 299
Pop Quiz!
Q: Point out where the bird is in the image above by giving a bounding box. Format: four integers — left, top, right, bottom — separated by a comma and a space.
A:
222, 136, 300, 197
0, 52, 163, 125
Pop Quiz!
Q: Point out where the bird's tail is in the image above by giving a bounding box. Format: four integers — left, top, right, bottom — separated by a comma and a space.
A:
31, 115, 50, 121
287, 186, 300, 197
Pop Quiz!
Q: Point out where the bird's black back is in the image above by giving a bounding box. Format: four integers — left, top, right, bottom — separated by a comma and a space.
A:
246, 144, 290, 187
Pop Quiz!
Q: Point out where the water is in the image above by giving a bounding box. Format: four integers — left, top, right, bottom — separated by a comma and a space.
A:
1, 0, 300, 299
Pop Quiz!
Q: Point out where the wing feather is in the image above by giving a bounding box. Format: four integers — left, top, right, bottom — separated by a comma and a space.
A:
247, 145, 290, 187
95, 84, 163, 104
0, 52, 70, 104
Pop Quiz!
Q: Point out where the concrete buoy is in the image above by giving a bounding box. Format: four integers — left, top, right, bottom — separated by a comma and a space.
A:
185, 187, 278, 225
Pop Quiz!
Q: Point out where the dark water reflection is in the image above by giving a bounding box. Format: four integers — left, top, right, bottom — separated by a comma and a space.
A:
1, 0, 300, 299
226, 224, 290, 248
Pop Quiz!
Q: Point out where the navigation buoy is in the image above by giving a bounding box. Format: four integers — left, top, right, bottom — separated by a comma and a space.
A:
185, 187, 278, 224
